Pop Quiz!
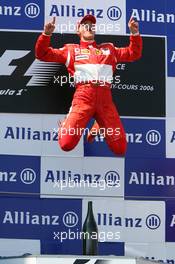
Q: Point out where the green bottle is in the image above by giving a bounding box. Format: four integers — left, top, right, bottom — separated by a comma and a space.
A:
82, 201, 98, 255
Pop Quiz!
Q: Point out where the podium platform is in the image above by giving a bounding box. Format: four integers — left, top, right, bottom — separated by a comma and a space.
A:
0, 255, 159, 264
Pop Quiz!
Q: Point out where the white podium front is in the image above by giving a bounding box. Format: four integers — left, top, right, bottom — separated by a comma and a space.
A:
0, 255, 158, 264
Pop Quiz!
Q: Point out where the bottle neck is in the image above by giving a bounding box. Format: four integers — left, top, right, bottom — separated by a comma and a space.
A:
87, 201, 93, 216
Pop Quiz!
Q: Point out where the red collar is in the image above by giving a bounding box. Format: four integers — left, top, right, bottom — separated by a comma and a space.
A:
80, 40, 97, 48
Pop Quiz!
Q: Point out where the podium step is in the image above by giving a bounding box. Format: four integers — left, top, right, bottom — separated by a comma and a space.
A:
0, 255, 158, 264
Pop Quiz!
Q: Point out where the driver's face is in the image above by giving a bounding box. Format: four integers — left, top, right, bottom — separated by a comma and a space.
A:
78, 20, 96, 41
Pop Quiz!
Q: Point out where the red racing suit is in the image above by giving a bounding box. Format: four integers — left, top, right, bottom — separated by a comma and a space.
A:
35, 33, 142, 155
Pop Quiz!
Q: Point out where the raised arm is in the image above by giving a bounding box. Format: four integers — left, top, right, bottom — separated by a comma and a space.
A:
114, 18, 143, 63
35, 17, 68, 64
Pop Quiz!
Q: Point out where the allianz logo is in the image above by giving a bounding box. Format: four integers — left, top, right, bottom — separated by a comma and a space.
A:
0, 3, 40, 18
2, 211, 78, 227
0, 168, 36, 184
50, 5, 103, 18
45, 170, 120, 187
131, 8, 175, 24
129, 172, 175, 186
95, 130, 161, 146
97, 213, 161, 229
4, 126, 58, 141
49, 5, 122, 21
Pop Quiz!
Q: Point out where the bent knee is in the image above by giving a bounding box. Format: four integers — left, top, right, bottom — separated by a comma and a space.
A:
58, 136, 79, 152
59, 140, 75, 152
108, 137, 127, 156
114, 141, 127, 156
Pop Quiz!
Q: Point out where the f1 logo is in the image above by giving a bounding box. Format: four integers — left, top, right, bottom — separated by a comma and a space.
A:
0, 50, 30, 75
0, 49, 59, 87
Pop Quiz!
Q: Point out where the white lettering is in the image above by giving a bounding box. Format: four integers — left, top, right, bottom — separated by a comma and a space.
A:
0, 6, 21, 16
131, 8, 175, 23
171, 51, 175, 63
14, 6, 21, 16
170, 215, 175, 227
0, 172, 16, 182
3, 211, 13, 224
129, 172, 175, 186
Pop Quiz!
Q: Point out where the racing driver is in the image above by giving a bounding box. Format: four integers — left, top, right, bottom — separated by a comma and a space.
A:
35, 15, 142, 155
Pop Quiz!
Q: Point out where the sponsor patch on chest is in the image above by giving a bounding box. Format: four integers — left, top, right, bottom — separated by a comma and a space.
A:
81, 49, 90, 54
75, 54, 89, 60
74, 48, 90, 55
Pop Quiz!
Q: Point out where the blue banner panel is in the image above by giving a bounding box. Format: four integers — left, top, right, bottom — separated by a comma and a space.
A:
84, 118, 165, 158
125, 158, 175, 199
166, 200, 175, 242
40, 239, 82, 255
0, 155, 40, 194
0, 196, 82, 254
126, 0, 166, 35
123, 118, 165, 158
41, 239, 124, 255
0, 0, 44, 30
98, 242, 124, 256
167, 36, 175, 77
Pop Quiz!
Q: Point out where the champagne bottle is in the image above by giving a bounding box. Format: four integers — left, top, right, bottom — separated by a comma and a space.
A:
82, 201, 98, 255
